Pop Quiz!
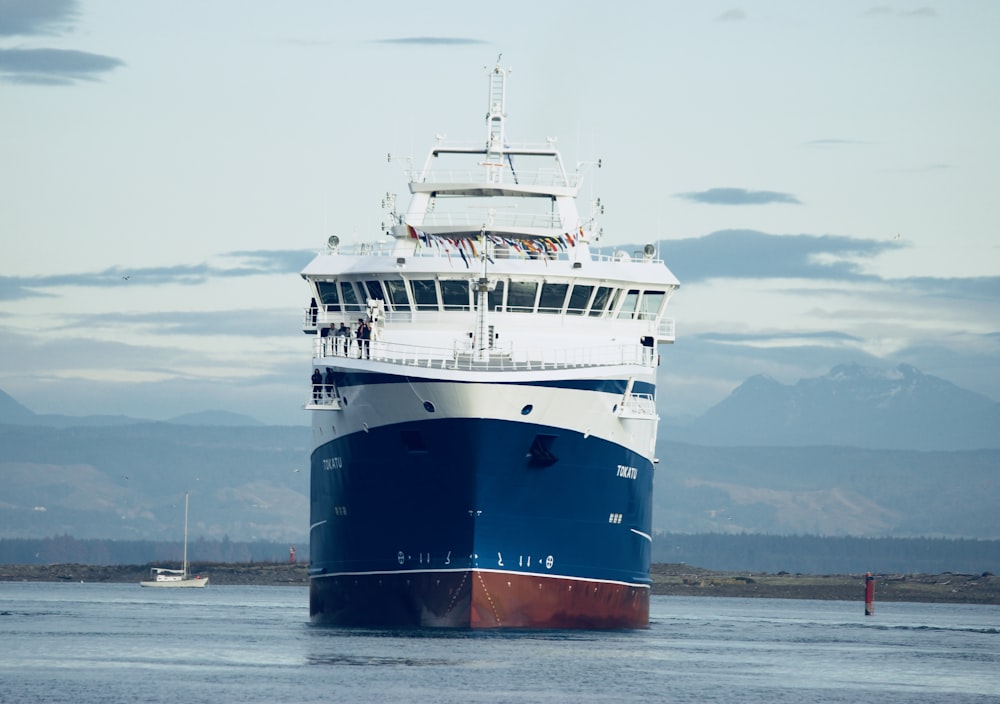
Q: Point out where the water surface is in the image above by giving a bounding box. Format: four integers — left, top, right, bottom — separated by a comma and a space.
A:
1, 582, 996, 703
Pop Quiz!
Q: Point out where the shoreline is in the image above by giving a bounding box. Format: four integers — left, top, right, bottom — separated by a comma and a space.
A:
649, 563, 999, 605
1, 562, 997, 605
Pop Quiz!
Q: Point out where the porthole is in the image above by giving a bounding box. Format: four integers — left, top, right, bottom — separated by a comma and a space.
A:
612, 404, 618, 413
520, 404, 533, 416
423, 401, 436, 413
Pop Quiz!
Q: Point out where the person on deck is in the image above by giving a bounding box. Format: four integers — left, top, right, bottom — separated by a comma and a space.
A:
324, 367, 335, 399
335, 322, 349, 356
357, 318, 371, 359
311, 368, 322, 402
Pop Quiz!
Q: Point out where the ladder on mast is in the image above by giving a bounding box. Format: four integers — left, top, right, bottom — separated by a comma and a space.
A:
485, 63, 506, 184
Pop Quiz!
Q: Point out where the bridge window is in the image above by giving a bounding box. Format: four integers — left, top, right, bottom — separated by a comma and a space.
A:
538, 283, 568, 314
566, 285, 593, 315
507, 280, 538, 313
384, 279, 411, 312
617, 289, 640, 319
410, 279, 439, 311
364, 280, 386, 303
588, 286, 614, 317
607, 288, 623, 315
316, 282, 340, 311
340, 282, 363, 312
440, 280, 471, 310
639, 291, 665, 320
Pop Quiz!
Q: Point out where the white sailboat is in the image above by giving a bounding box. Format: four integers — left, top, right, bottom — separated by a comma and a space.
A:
140, 492, 209, 588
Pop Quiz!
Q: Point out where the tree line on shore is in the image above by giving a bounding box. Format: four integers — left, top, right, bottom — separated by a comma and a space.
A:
652, 532, 999, 574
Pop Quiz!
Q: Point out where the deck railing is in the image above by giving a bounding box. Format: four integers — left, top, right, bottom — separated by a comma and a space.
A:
312, 336, 657, 373
302, 303, 675, 342
618, 392, 658, 418
306, 241, 665, 265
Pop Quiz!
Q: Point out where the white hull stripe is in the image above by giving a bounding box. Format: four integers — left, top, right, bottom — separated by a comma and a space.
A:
310, 566, 650, 589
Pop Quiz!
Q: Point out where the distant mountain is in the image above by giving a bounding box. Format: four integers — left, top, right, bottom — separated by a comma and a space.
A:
167, 410, 265, 427
2, 421, 996, 542
0, 422, 311, 542
665, 363, 1000, 451
651, 442, 1000, 539
0, 389, 34, 423
2, 364, 999, 542
0, 390, 264, 428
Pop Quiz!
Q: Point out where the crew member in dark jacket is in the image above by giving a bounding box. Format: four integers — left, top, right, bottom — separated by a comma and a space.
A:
311, 368, 322, 402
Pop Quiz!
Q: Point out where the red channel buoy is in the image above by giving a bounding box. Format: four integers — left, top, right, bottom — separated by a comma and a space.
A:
864, 572, 875, 616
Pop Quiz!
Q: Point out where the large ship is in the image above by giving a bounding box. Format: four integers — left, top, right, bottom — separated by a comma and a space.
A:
301, 63, 679, 628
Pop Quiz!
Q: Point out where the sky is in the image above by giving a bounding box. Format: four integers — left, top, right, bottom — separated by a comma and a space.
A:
1, 0, 998, 426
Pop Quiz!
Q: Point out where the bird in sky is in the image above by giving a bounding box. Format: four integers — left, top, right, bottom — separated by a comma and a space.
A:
121, 274, 131, 280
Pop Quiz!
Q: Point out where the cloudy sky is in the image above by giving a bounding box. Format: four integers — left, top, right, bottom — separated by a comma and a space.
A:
2, 1, 998, 425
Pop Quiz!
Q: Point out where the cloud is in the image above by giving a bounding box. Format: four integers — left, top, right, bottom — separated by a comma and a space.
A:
67, 309, 298, 338
676, 188, 801, 206
904, 276, 1000, 302
0, 47, 124, 85
699, 330, 862, 344
659, 231, 1000, 304
0, 249, 315, 300
888, 162, 951, 173
0, 0, 77, 37
0, 1, 125, 85
660, 229, 892, 283
864, 6, 937, 19
716, 9, 747, 22
805, 139, 870, 147
376, 37, 488, 45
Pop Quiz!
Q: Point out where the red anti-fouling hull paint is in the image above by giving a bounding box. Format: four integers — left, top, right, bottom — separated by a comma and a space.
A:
310, 570, 648, 629
470, 571, 649, 629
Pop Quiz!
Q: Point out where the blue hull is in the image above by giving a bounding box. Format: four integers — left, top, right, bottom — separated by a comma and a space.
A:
309, 416, 653, 627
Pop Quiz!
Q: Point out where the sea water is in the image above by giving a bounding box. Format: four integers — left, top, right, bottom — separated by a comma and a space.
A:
0, 582, 997, 703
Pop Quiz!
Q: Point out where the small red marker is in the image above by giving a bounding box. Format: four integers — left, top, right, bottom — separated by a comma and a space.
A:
865, 572, 875, 616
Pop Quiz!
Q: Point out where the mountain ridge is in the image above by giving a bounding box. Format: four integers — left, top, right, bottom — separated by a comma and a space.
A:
2, 362, 998, 542
661, 362, 1000, 451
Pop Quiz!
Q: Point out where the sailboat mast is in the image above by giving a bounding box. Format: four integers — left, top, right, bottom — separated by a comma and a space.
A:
182, 492, 189, 576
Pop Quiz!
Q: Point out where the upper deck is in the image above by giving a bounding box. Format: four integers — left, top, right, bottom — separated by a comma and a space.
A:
301, 61, 679, 375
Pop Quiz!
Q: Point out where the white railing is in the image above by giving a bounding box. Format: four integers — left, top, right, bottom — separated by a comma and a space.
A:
308, 241, 665, 266
304, 308, 675, 332
305, 394, 341, 409
619, 393, 658, 418
415, 167, 575, 189
657, 317, 676, 342
312, 336, 656, 373
420, 211, 562, 230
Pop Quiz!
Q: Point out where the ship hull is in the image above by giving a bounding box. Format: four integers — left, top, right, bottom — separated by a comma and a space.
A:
309, 390, 655, 629
310, 569, 648, 629
302, 62, 677, 630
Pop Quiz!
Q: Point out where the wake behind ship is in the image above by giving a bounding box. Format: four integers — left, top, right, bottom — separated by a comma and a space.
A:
301, 63, 679, 628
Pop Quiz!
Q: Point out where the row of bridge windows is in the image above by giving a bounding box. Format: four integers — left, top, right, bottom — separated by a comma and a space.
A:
314, 278, 667, 320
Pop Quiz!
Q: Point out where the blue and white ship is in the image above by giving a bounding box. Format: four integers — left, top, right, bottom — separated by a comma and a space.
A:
301, 63, 679, 628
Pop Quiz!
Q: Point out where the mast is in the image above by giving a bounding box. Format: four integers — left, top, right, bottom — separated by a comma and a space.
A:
472, 60, 506, 360
182, 492, 190, 577
474, 229, 490, 362
485, 59, 507, 185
